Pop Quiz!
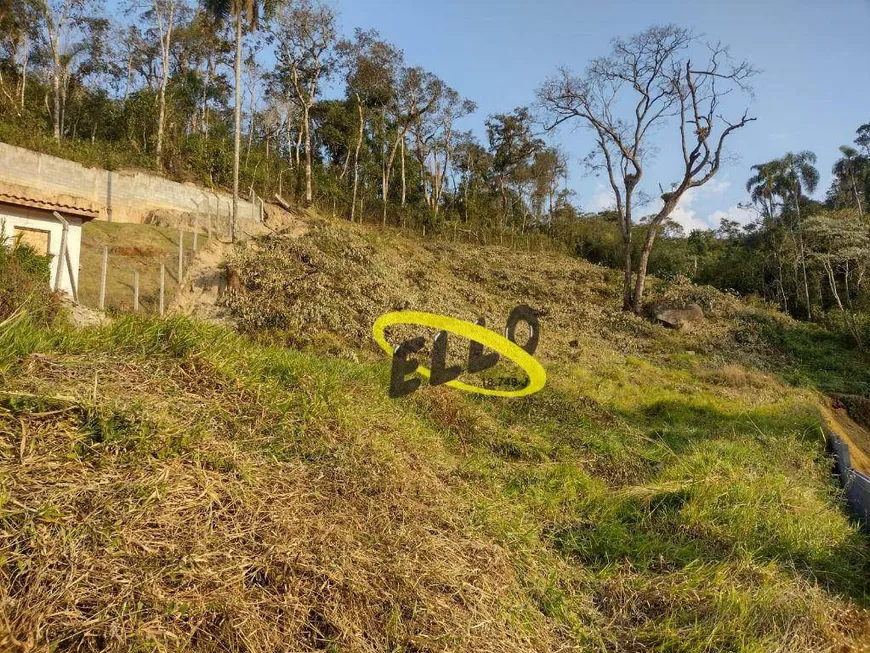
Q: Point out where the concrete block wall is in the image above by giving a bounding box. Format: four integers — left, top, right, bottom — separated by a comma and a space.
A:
0, 142, 260, 224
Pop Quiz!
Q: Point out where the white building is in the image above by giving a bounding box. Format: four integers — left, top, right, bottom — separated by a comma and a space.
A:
0, 185, 99, 299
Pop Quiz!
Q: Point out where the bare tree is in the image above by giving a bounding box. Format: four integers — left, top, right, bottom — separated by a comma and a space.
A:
539, 25, 756, 312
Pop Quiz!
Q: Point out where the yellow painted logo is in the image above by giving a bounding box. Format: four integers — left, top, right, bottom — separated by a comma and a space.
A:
372, 306, 546, 398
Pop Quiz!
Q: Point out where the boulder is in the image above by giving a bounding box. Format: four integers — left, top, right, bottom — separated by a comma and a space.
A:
652, 302, 704, 330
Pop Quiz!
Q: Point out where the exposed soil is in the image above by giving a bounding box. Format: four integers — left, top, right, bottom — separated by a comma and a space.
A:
821, 400, 870, 475
170, 203, 308, 323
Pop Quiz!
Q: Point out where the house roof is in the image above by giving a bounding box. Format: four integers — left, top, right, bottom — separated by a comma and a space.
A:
0, 184, 100, 220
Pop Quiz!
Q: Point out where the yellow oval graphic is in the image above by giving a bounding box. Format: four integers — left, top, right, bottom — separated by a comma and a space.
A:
372, 310, 547, 397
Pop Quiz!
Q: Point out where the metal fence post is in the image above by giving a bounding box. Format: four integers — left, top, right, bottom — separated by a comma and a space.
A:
178, 227, 184, 281
159, 263, 165, 317
133, 270, 139, 313
99, 246, 108, 310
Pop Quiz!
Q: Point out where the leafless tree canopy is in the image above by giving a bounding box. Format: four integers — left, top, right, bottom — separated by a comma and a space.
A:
538, 24, 757, 311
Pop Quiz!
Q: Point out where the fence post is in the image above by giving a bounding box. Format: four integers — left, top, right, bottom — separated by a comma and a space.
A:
178, 227, 184, 282
159, 263, 165, 317
133, 270, 139, 313
99, 245, 108, 311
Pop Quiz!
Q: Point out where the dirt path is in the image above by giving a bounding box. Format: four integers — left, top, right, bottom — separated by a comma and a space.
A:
171, 205, 308, 323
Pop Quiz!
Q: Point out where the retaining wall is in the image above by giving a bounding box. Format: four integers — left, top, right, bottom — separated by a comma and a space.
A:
828, 432, 870, 530
0, 142, 259, 224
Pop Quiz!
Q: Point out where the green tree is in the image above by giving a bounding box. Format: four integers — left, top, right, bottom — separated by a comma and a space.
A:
485, 106, 542, 230
831, 145, 867, 217
805, 209, 869, 346
746, 160, 784, 225
203, 0, 273, 240
777, 150, 820, 320
336, 28, 403, 222
271, 0, 337, 206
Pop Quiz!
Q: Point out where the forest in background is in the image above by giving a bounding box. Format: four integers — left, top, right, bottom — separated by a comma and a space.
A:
0, 0, 868, 339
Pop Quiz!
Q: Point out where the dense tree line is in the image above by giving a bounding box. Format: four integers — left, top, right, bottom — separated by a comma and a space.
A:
0, 0, 567, 241
1, 1, 868, 331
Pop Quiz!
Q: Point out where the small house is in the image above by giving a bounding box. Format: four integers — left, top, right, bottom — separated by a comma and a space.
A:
0, 185, 99, 300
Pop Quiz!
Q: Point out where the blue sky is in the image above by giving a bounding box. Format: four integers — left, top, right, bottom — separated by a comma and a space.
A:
332, 0, 870, 232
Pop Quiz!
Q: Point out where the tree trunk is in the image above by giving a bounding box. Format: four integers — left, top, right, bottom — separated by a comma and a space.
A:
851, 173, 864, 218
622, 231, 633, 311
124, 49, 133, 104
294, 119, 302, 168
400, 134, 406, 207
382, 128, 402, 226
463, 174, 469, 224
231, 11, 243, 243
632, 225, 658, 314
499, 176, 508, 229
351, 95, 363, 222
59, 69, 68, 140
824, 260, 862, 348
303, 102, 313, 205
19, 38, 28, 110
155, 0, 174, 171
52, 63, 61, 142
339, 148, 351, 180
777, 253, 788, 313
794, 190, 812, 320
203, 55, 214, 135
156, 80, 167, 168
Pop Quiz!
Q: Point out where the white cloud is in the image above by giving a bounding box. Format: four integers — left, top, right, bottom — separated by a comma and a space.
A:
584, 177, 747, 233
654, 178, 738, 233
587, 185, 616, 212
655, 186, 710, 232
708, 204, 755, 228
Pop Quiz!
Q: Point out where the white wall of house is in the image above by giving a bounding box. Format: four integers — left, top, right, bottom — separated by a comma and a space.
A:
0, 204, 84, 296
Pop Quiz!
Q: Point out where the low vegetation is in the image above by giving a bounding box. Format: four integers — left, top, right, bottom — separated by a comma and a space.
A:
0, 236, 59, 327
2, 216, 869, 651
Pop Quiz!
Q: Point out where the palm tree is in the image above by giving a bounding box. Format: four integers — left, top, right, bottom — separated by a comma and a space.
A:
777, 151, 820, 320
746, 160, 784, 225
747, 159, 789, 311
833, 145, 866, 217
203, 0, 271, 242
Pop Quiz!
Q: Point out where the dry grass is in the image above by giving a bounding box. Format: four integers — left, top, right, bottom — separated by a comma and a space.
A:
705, 363, 774, 389
2, 215, 870, 651
78, 221, 211, 314
0, 320, 567, 652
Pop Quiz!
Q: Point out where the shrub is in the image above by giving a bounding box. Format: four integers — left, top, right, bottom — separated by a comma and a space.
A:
0, 232, 61, 325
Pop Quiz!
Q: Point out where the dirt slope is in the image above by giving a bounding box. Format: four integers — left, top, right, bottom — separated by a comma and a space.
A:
823, 401, 870, 475
171, 204, 309, 323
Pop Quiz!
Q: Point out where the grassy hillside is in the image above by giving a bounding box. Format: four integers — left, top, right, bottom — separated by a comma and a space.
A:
1, 217, 870, 651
